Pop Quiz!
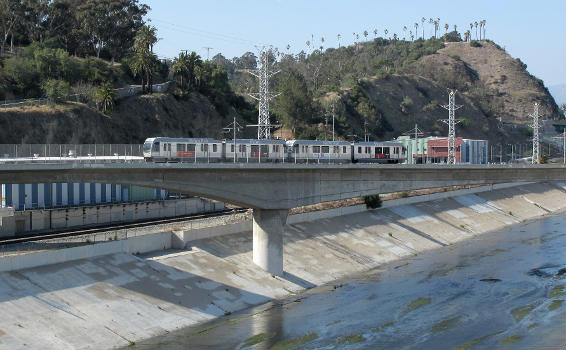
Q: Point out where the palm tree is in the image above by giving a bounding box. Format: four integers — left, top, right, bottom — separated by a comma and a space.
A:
421, 17, 426, 39
480, 20, 486, 39
414, 23, 419, 40
384, 29, 388, 38
444, 23, 449, 36
129, 50, 155, 93
337, 34, 341, 47
172, 52, 189, 90
403, 26, 407, 36
134, 25, 158, 53
410, 31, 414, 41
474, 21, 478, 40
469, 23, 473, 39
95, 82, 115, 114
373, 29, 378, 38
363, 30, 368, 41
433, 20, 439, 38
453, 24, 457, 32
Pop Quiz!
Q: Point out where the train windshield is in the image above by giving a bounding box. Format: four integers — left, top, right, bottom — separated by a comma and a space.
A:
143, 141, 152, 152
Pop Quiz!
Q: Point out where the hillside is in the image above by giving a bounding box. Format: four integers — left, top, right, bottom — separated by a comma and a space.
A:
0, 93, 257, 144
0, 38, 561, 147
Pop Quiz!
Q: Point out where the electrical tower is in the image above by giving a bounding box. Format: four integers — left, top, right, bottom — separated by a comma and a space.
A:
440, 90, 463, 165
402, 124, 425, 164
203, 47, 214, 61
246, 46, 280, 139
530, 102, 541, 164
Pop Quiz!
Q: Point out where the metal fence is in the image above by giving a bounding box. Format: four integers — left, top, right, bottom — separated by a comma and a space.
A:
0, 144, 143, 159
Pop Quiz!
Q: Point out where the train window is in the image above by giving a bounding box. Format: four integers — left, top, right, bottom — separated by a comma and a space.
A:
168, 144, 171, 151
213, 144, 217, 152
152, 142, 160, 152
333, 146, 339, 153
204, 144, 209, 152
384, 147, 390, 155
321, 146, 329, 153
376, 147, 382, 154
313, 146, 320, 153
200, 144, 204, 152
301, 145, 305, 153
251, 145, 259, 153
187, 144, 195, 151
365, 147, 370, 154
358, 147, 362, 153
260, 145, 269, 154
163, 144, 167, 152
343, 146, 346, 153
239, 144, 247, 152
178, 144, 185, 152
231, 144, 234, 152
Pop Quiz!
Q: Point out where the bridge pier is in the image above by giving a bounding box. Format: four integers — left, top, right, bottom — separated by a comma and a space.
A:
252, 208, 288, 276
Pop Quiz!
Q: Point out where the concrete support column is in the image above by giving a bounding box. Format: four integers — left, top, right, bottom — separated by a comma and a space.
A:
252, 208, 288, 276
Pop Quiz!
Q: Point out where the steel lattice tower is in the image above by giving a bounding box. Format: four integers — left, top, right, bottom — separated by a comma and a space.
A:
441, 90, 463, 165
247, 47, 280, 139
530, 102, 540, 164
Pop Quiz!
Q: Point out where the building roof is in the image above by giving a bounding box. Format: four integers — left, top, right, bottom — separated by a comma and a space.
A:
286, 140, 351, 146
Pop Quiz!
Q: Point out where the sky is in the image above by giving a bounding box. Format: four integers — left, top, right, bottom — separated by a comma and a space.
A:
144, 0, 566, 88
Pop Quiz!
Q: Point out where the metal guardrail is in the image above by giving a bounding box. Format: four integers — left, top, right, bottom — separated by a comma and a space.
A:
0, 144, 143, 159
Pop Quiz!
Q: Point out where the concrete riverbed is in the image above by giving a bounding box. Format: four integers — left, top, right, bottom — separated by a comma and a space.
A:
0, 182, 564, 349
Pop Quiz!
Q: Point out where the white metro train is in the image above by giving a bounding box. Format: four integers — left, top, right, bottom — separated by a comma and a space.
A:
143, 137, 406, 163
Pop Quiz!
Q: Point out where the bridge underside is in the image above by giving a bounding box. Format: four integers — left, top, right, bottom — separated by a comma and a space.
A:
0, 164, 564, 274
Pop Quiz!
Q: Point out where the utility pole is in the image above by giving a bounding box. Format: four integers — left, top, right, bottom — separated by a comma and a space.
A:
552, 128, 566, 164
331, 103, 335, 142
223, 116, 242, 163
441, 90, 463, 165
530, 102, 541, 164
246, 46, 280, 139
203, 47, 214, 61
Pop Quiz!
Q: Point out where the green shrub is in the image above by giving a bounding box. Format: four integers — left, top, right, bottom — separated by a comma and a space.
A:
364, 194, 382, 209
42, 79, 70, 105
470, 41, 482, 48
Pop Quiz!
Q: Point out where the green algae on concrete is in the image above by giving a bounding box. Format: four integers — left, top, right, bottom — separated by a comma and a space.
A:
268, 332, 318, 350
548, 299, 564, 311
371, 321, 395, 333
510, 305, 535, 322
241, 333, 269, 348
453, 330, 503, 350
501, 335, 523, 345
431, 316, 462, 333
336, 333, 365, 345
401, 297, 432, 316
548, 285, 565, 298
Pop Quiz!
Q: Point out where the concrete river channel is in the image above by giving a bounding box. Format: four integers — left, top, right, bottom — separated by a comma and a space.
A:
127, 212, 565, 350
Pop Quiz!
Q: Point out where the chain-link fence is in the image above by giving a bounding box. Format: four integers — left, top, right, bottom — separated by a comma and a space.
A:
0, 144, 143, 162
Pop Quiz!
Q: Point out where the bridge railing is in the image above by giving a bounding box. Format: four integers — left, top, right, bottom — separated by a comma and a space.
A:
0, 144, 143, 162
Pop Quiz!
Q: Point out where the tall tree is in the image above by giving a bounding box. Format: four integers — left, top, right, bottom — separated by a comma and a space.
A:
421, 17, 426, 38
414, 23, 418, 40
0, 0, 20, 55
444, 23, 449, 35
474, 21, 478, 39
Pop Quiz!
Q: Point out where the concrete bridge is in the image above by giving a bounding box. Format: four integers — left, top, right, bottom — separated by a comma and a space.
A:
1, 163, 564, 274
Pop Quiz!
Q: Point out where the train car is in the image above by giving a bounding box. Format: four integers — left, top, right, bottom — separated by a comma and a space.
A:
143, 137, 223, 162
286, 140, 352, 163
352, 141, 406, 163
223, 139, 287, 162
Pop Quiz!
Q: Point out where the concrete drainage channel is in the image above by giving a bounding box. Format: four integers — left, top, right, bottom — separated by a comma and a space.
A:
0, 181, 564, 349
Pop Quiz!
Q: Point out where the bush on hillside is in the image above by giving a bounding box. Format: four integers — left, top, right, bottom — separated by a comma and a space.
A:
470, 40, 482, 47
42, 79, 70, 105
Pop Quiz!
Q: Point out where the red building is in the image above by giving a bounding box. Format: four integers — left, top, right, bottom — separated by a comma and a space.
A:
427, 137, 463, 163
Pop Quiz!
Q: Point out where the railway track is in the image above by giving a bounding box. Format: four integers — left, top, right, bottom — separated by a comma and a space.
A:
0, 208, 249, 246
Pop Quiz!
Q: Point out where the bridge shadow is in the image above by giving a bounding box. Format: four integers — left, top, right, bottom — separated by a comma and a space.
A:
0, 248, 285, 323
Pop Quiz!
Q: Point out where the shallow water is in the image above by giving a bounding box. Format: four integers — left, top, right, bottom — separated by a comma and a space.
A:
127, 213, 566, 350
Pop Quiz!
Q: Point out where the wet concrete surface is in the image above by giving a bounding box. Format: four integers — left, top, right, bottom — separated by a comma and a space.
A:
126, 213, 566, 350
